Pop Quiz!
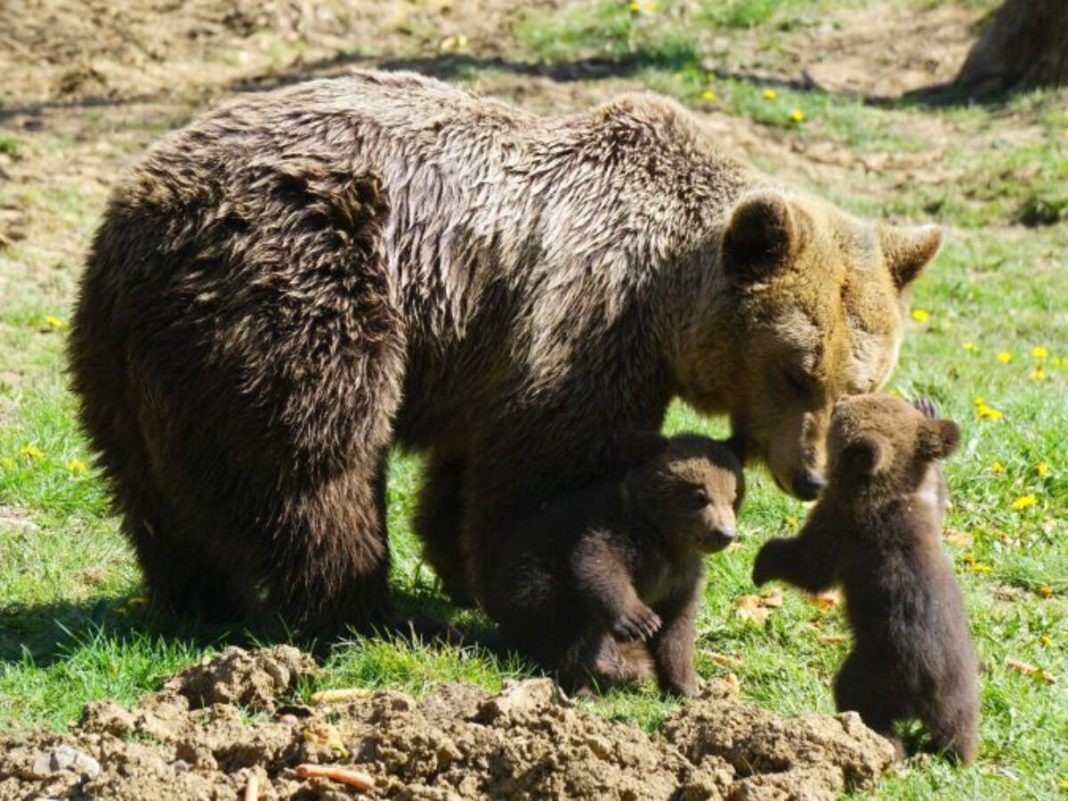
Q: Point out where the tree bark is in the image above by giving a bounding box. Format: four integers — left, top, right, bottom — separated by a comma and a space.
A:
955, 0, 1068, 96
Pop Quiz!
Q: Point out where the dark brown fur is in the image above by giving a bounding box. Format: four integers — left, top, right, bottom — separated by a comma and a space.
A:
484, 433, 744, 696
753, 395, 978, 762
69, 71, 942, 635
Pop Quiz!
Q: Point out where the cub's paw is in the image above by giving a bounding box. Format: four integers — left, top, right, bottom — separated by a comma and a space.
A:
751, 544, 777, 587
610, 604, 662, 642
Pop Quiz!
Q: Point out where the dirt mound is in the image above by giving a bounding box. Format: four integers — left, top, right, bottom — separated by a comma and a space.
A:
0, 647, 894, 800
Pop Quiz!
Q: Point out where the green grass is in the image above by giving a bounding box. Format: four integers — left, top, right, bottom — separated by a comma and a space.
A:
1, 1, 1067, 798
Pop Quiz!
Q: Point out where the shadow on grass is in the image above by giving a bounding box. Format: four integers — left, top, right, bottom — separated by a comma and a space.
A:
0, 581, 497, 669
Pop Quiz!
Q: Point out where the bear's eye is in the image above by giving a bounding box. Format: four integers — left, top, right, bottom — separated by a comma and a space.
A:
784, 369, 812, 397
689, 487, 710, 509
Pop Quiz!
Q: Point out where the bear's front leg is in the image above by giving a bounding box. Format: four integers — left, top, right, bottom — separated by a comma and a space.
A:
650, 582, 702, 697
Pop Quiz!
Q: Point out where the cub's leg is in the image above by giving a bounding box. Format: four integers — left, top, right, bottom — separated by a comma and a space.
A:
650, 579, 703, 697
415, 450, 475, 607
571, 532, 662, 642
834, 650, 907, 759
924, 692, 979, 763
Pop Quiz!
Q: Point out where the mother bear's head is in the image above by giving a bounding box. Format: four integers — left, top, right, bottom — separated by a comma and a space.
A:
673, 190, 942, 500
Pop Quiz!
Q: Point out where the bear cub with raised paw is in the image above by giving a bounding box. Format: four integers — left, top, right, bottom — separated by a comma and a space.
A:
753, 394, 978, 762
484, 432, 744, 697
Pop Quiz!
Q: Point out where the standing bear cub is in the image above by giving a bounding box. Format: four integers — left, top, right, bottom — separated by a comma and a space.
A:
753, 395, 978, 762
69, 70, 943, 636
485, 432, 744, 697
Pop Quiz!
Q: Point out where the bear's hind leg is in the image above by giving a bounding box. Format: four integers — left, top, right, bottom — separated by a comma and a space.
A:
415, 450, 476, 607
834, 650, 907, 759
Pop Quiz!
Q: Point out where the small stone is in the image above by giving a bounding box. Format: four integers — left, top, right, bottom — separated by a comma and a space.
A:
47, 745, 101, 779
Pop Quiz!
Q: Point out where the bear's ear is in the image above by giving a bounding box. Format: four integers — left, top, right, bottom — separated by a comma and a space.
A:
842, 432, 891, 476
881, 224, 942, 290
611, 429, 669, 468
919, 419, 961, 460
722, 192, 799, 284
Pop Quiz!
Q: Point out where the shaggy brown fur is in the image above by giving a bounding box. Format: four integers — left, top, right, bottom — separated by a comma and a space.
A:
753, 395, 978, 762
484, 432, 744, 696
69, 71, 942, 634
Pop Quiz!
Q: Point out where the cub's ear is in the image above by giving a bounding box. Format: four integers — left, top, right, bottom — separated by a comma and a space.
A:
880, 224, 942, 290
919, 419, 961, 460
611, 429, 669, 467
722, 192, 800, 284
724, 435, 747, 465
842, 432, 891, 476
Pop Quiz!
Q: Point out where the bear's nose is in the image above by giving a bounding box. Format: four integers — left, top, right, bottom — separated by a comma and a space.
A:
713, 525, 737, 543
791, 470, 826, 500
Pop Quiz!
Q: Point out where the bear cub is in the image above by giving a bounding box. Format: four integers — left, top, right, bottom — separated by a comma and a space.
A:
753, 394, 978, 762
484, 432, 744, 697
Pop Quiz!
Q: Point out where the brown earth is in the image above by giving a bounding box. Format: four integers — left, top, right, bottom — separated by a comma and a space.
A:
0, 647, 895, 800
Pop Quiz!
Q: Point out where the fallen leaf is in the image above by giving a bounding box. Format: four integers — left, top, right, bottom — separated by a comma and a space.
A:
760, 589, 784, 608
809, 590, 841, 608
1005, 658, 1055, 684
817, 634, 849, 645
706, 651, 743, 668
944, 528, 974, 547
1039, 586, 1054, 598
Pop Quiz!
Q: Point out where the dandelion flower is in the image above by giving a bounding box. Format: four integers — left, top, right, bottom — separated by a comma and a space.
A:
911, 308, 930, 323
786, 515, 798, 527
1040, 635, 1053, 647
963, 341, 979, 353
45, 315, 66, 330
976, 403, 1003, 420
701, 89, 717, 101
1031, 367, 1047, 381
997, 351, 1012, 363
1050, 356, 1064, 368
66, 459, 88, 475
0, 457, 14, 470
789, 109, 805, 123
1036, 462, 1049, 477
762, 88, 778, 100
991, 461, 1005, 474
1011, 494, 1037, 511
644, 1, 657, 10
17, 445, 43, 461
1032, 345, 1049, 359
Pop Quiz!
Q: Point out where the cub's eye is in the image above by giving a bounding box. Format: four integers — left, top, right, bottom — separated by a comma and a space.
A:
690, 487, 710, 509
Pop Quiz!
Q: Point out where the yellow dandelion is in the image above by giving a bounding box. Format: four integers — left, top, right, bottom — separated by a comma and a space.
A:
911, 308, 930, 323
1011, 494, 1037, 511
786, 515, 798, 528
66, 459, 88, 475
963, 341, 979, 353
974, 395, 985, 406
1040, 635, 1053, 647
17, 445, 43, 461
1036, 462, 1050, 477
997, 351, 1012, 363
629, 2, 640, 10
971, 563, 991, 573
976, 403, 1003, 420
0, 457, 15, 470
643, 1, 658, 10
45, 315, 66, 330
1031, 367, 1047, 381
991, 461, 1005, 474
1050, 356, 1064, 368
701, 89, 717, 101
762, 88, 778, 100
789, 108, 805, 123
1032, 345, 1049, 359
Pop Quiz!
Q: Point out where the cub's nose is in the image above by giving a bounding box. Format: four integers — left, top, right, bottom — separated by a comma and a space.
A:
791, 470, 826, 500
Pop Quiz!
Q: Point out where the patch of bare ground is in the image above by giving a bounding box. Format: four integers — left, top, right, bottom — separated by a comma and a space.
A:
0, 647, 894, 800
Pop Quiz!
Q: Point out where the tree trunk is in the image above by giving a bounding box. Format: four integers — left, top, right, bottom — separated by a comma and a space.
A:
955, 0, 1068, 96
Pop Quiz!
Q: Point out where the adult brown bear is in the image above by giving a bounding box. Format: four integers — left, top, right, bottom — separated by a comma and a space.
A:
68, 71, 941, 636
